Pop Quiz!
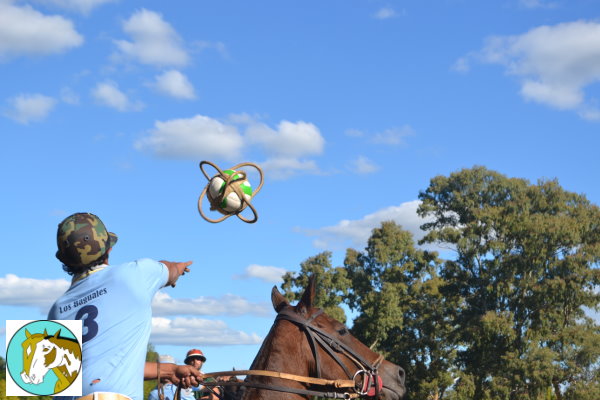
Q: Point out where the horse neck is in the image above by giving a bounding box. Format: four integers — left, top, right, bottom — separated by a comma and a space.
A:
49, 338, 81, 376
244, 321, 312, 400
251, 321, 313, 375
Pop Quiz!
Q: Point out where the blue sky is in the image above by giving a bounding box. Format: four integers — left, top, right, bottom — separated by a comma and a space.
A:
1, 0, 600, 374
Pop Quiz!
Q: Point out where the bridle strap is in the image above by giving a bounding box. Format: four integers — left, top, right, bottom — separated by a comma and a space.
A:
202, 370, 355, 388
202, 380, 359, 399
312, 332, 353, 378
276, 309, 381, 373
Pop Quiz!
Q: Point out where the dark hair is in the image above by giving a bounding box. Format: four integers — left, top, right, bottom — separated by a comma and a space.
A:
62, 253, 109, 276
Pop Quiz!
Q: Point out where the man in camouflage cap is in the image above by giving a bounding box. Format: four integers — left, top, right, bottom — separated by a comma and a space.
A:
49, 212, 202, 400
56, 212, 118, 275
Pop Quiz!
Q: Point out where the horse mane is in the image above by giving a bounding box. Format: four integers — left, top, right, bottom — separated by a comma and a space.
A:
46, 333, 82, 360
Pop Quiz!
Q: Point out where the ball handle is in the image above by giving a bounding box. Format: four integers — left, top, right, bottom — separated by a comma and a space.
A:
198, 161, 264, 224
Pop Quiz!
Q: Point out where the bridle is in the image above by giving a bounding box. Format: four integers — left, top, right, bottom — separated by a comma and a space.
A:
202, 307, 385, 399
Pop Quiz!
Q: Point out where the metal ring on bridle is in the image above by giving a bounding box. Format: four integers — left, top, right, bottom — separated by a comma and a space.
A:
352, 370, 370, 396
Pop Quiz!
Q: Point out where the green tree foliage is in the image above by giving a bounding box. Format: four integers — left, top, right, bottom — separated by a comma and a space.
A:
343, 221, 454, 400
281, 251, 350, 323
283, 223, 454, 400
418, 166, 600, 400
144, 343, 159, 400
283, 166, 600, 400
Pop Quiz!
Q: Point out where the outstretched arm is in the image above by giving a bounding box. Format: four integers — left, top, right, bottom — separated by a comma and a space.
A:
160, 260, 193, 287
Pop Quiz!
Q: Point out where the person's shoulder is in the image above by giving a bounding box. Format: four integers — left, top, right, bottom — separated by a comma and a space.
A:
109, 259, 165, 274
109, 259, 168, 292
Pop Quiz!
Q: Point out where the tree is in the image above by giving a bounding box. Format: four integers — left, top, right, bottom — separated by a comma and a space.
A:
418, 166, 600, 400
281, 251, 350, 323
144, 343, 159, 400
343, 221, 453, 400
282, 222, 455, 400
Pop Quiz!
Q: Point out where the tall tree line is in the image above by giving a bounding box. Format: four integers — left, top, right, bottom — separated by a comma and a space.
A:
281, 167, 600, 400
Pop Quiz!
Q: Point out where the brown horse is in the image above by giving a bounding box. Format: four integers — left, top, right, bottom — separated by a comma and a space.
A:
240, 278, 406, 400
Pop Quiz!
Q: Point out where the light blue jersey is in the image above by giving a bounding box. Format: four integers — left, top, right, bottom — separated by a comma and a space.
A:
148, 383, 196, 400
48, 259, 168, 400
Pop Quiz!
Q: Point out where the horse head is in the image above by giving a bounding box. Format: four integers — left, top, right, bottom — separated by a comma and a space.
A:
245, 277, 406, 399
20, 329, 60, 385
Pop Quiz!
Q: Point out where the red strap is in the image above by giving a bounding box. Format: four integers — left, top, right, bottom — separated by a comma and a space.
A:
361, 375, 383, 397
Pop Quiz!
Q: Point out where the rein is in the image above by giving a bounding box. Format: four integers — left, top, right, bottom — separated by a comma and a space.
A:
202, 308, 384, 399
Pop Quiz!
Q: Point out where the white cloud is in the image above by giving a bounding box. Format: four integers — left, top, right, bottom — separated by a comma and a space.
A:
136, 115, 326, 179
227, 112, 263, 125
92, 81, 143, 112
465, 20, 600, 118
0, 1, 83, 60
346, 126, 415, 145
153, 70, 196, 99
244, 119, 326, 179
452, 57, 471, 73
345, 129, 365, 138
114, 9, 189, 67
152, 291, 271, 317
31, 0, 117, 15
233, 265, 288, 283
300, 200, 432, 250
518, 0, 557, 9
260, 157, 320, 180
194, 40, 229, 59
0, 274, 69, 312
372, 126, 414, 145
60, 87, 80, 105
373, 7, 398, 20
135, 115, 244, 160
151, 317, 263, 346
246, 120, 325, 158
4, 93, 57, 124
579, 107, 600, 121
350, 156, 379, 175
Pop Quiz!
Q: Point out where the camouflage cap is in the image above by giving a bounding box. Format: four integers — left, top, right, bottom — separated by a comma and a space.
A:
56, 212, 118, 268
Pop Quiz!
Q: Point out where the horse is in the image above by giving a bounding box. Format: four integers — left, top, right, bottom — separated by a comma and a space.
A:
235, 277, 406, 399
220, 376, 243, 400
20, 328, 81, 393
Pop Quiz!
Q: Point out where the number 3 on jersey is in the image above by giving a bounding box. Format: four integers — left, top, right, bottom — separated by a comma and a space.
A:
76, 305, 99, 342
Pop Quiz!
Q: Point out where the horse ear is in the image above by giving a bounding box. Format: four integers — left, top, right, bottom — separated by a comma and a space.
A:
54, 329, 61, 338
271, 286, 289, 313
43, 329, 48, 336
296, 275, 316, 314
25, 329, 31, 338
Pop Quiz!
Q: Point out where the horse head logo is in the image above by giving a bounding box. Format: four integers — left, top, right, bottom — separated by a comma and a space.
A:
20, 328, 82, 393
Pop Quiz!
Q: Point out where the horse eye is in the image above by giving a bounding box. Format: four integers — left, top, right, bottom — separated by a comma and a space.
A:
338, 328, 348, 336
